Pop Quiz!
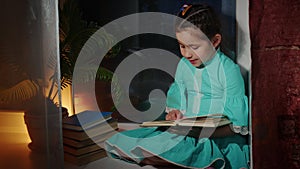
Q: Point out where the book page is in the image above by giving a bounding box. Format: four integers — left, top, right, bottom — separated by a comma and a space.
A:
140, 113, 231, 127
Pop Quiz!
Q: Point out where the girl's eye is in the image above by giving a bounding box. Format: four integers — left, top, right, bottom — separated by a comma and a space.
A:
191, 46, 199, 50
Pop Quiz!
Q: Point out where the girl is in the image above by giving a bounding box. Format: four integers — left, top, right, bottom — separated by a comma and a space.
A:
105, 4, 249, 169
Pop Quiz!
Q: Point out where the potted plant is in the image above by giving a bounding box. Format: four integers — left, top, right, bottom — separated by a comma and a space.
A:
0, 52, 61, 152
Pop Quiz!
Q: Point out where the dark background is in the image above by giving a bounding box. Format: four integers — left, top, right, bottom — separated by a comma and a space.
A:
79, 0, 236, 59
78, 0, 237, 105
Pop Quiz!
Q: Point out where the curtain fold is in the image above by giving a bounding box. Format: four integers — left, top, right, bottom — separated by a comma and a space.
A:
250, 0, 300, 168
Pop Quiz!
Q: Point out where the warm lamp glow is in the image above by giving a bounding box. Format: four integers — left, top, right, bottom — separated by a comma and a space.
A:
0, 111, 31, 144
61, 85, 74, 115
61, 83, 103, 115
73, 93, 98, 114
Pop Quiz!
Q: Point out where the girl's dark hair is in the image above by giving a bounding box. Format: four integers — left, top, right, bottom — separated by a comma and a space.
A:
175, 4, 221, 40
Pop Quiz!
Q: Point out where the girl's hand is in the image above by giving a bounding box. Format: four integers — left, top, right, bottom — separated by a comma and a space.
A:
165, 110, 183, 120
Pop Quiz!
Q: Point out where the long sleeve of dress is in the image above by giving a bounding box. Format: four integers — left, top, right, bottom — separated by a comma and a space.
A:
220, 58, 249, 135
165, 59, 187, 114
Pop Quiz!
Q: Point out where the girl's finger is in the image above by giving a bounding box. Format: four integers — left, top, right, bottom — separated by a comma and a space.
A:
175, 111, 183, 120
166, 114, 171, 120
171, 113, 175, 120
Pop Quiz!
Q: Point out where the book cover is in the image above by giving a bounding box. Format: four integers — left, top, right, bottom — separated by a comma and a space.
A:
63, 119, 118, 141
64, 149, 107, 166
140, 114, 231, 127
63, 130, 117, 148
64, 143, 103, 156
62, 110, 113, 131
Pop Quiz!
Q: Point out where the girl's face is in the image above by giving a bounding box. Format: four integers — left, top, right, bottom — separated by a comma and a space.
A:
176, 28, 220, 67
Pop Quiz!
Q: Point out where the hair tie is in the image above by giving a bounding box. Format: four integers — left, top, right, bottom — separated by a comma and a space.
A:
181, 4, 192, 16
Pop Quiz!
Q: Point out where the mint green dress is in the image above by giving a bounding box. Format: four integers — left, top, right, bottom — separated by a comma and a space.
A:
105, 50, 249, 169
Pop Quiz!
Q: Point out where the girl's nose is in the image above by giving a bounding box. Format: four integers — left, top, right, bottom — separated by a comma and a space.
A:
183, 50, 193, 59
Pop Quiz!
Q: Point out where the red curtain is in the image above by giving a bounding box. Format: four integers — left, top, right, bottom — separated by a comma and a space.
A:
250, 0, 300, 168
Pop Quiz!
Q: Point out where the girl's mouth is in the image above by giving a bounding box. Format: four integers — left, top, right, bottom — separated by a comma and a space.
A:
189, 59, 197, 64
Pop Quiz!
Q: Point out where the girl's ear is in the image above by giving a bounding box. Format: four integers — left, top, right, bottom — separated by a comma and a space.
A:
211, 34, 222, 48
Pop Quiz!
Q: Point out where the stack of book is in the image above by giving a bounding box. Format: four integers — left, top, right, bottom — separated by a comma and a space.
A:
62, 110, 118, 166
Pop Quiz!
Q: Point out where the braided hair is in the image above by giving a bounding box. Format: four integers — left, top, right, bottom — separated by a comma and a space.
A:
175, 4, 221, 40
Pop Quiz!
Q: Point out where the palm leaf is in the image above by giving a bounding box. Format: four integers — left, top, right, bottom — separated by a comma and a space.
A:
58, 0, 120, 86
58, 0, 123, 107
0, 79, 39, 104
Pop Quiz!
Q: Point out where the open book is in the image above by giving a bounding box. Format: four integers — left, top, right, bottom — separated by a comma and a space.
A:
140, 114, 231, 128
